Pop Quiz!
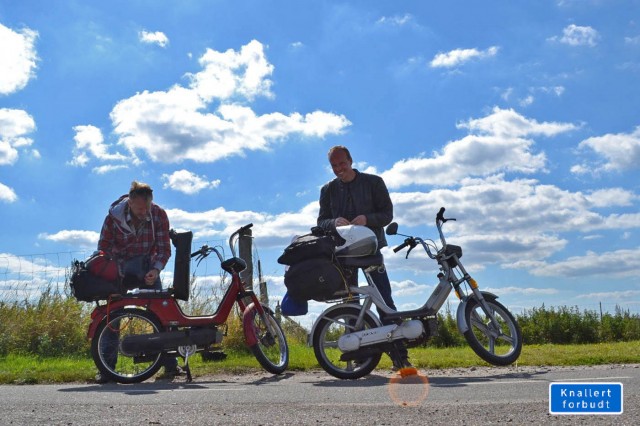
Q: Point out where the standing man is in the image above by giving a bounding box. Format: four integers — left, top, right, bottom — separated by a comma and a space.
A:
317, 145, 411, 369
96, 180, 180, 382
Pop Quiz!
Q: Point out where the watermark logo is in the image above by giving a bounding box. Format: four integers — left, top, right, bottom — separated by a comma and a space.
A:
549, 382, 623, 415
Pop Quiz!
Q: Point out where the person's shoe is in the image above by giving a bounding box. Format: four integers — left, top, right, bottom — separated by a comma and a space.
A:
391, 357, 413, 372
95, 373, 112, 384
156, 365, 185, 380
201, 350, 227, 362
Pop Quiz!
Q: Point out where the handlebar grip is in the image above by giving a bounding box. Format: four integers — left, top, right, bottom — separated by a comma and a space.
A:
393, 240, 410, 253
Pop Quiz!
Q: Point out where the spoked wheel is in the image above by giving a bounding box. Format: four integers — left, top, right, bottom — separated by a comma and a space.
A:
312, 305, 382, 380
463, 296, 522, 366
91, 308, 164, 384
248, 308, 289, 374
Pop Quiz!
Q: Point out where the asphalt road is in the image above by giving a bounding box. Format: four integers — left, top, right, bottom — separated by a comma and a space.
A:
0, 364, 638, 425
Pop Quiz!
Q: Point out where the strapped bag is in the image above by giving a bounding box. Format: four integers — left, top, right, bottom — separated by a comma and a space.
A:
69, 251, 123, 302
279, 227, 347, 302
277, 227, 337, 266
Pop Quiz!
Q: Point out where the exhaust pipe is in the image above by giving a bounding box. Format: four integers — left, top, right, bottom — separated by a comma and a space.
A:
120, 328, 222, 356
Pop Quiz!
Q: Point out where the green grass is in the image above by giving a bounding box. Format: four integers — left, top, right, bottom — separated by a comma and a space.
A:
1, 341, 638, 384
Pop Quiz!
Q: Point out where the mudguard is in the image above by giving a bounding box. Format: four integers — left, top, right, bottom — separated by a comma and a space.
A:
243, 302, 275, 347
307, 302, 382, 346
456, 291, 499, 334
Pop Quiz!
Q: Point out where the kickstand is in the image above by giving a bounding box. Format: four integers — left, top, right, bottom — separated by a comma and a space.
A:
184, 362, 193, 383
178, 345, 197, 383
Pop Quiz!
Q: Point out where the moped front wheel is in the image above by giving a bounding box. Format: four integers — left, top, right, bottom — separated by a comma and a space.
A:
247, 308, 289, 374
91, 308, 164, 384
463, 296, 522, 366
312, 305, 382, 380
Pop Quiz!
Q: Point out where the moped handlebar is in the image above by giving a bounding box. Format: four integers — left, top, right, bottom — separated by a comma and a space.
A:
229, 223, 253, 257
389, 207, 457, 259
189, 223, 254, 265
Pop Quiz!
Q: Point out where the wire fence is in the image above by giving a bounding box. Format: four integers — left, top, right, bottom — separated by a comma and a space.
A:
1, 250, 638, 318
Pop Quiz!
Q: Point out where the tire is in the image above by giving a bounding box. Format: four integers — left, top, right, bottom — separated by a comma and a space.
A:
463, 296, 522, 366
247, 308, 289, 374
91, 308, 164, 384
312, 305, 382, 380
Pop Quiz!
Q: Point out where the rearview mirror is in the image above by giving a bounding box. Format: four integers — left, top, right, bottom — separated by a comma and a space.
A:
385, 222, 398, 236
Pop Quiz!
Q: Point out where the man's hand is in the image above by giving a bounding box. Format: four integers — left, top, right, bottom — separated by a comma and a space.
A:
350, 215, 367, 226
144, 268, 159, 286
335, 217, 350, 227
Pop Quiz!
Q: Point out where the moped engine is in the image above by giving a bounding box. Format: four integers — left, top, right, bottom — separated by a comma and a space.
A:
337, 320, 424, 352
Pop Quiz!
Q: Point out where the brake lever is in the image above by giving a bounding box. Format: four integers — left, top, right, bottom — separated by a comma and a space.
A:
405, 241, 418, 259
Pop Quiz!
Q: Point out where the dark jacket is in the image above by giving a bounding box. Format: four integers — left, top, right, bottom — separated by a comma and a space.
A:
317, 170, 393, 248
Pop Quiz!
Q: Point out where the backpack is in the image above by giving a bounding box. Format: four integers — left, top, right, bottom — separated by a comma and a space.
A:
69, 252, 123, 302
279, 227, 347, 302
284, 257, 345, 302
277, 228, 337, 266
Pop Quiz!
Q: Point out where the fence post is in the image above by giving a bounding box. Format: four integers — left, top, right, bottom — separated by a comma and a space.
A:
239, 227, 253, 291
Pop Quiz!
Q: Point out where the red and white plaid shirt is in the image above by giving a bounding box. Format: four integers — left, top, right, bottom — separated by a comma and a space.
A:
98, 197, 171, 272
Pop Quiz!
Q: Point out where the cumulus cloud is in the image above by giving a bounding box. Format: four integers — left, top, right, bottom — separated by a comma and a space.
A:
383, 172, 640, 276
0, 23, 38, 95
101, 40, 350, 166
69, 125, 128, 167
430, 46, 499, 68
521, 248, 640, 278
162, 169, 221, 194
381, 107, 577, 188
0, 182, 17, 203
139, 30, 169, 47
550, 24, 599, 47
0, 108, 36, 166
38, 230, 100, 248
0, 108, 36, 200
573, 126, 640, 174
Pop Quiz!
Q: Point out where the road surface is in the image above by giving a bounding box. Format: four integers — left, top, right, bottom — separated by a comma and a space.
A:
0, 364, 637, 425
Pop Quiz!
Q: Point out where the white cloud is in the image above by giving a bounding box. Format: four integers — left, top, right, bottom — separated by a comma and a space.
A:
381, 107, 577, 188
0, 23, 38, 95
162, 169, 221, 194
0, 182, 17, 203
377, 14, 413, 27
69, 124, 128, 166
585, 188, 637, 207
430, 46, 499, 68
38, 230, 100, 248
574, 126, 640, 173
550, 24, 599, 47
523, 248, 640, 278
139, 30, 169, 47
188, 40, 274, 102
625, 35, 640, 45
106, 40, 351, 165
0, 108, 36, 165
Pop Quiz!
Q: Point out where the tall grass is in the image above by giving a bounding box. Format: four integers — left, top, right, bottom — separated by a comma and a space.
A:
1, 284, 639, 357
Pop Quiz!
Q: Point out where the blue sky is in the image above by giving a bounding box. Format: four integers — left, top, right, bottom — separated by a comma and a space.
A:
1, 0, 639, 325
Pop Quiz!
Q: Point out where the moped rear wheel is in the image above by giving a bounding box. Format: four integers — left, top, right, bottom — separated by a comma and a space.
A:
312, 305, 382, 380
91, 308, 164, 384
463, 296, 522, 366
247, 308, 289, 374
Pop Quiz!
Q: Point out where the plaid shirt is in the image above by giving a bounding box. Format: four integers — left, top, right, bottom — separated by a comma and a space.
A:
98, 199, 171, 272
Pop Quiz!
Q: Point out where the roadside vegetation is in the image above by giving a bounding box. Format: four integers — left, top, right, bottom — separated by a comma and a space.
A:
0, 285, 639, 384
